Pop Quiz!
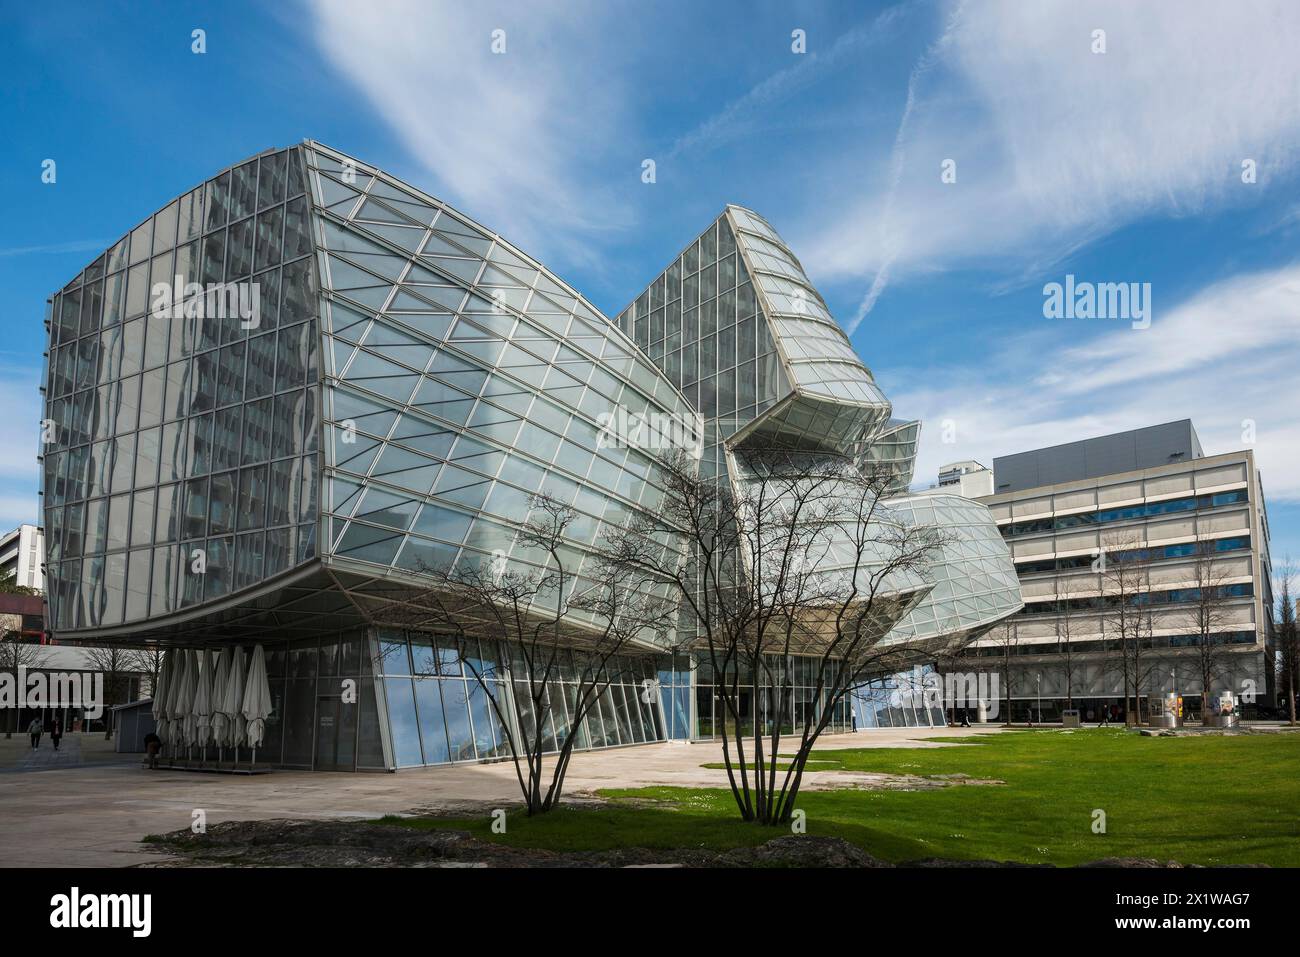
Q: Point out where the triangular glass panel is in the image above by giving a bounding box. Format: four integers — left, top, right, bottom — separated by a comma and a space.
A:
331, 386, 400, 437
335, 249, 408, 281
434, 212, 493, 254
404, 286, 467, 312
384, 312, 453, 342
419, 232, 475, 258
363, 320, 436, 370
473, 286, 530, 310
341, 350, 420, 403
421, 255, 481, 284
316, 174, 363, 214
364, 222, 427, 253
327, 301, 372, 341
479, 264, 529, 288
326, 255, 386, 291
355, 198, 414, 225
402, 262, 455, 285
340, 285, 394, 310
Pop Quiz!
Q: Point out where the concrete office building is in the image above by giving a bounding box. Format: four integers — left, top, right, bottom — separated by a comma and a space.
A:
0, 524, 45, 592
936, 461, 993, 499
961, 421, 1274, 722
39, 142, 1021, 770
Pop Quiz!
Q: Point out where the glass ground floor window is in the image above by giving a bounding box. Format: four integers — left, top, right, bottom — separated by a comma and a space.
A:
691, 652, 856, 740
850, 666, 946, 729
212, 627, 386, 771
259, 638, 963, 770
371, 628, 670, 769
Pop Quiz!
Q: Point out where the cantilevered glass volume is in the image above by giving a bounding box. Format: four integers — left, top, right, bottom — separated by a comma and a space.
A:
40, 142, 1022, 770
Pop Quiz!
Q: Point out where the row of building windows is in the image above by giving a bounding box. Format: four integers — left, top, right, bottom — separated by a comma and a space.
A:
1017, 582, 1255, 616
961, 630, 1258, 657
1013, 535, 1253, 575
998, 490, 1250, 539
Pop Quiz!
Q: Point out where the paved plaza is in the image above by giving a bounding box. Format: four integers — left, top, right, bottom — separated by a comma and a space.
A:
0, 727, 1002, 867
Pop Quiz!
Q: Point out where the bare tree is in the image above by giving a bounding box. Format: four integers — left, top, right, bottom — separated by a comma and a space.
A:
128, 647, 166, 699
1053, 574, 1080, 714
370, 494, 674, 816
1100, 531, 1158, 727
0, 629, 49, 739
931, 645, 963, 726
1274, 564, 1298, 726
1182, 550, 1238, 725
81, 645, 136, 739
987, 619, 1020, 725
605, 449, 945, 826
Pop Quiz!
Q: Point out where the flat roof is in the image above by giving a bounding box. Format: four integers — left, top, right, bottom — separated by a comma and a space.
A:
992, 420, 1204, 494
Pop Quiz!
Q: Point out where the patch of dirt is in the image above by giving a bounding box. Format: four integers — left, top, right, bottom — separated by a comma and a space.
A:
700, 767, 1005, 791
140, 818, 1220, 868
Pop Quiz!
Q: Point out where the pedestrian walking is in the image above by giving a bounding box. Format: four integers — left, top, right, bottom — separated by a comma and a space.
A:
27, 717, 42, 750
50, 717, 63, 751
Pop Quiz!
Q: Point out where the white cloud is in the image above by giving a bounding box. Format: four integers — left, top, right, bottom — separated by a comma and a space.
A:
796, 0, 1300, 317
666, 6, 908, 161
0, 238, 115, 259
888, 264, 1300, 504
303, 0, 632, 265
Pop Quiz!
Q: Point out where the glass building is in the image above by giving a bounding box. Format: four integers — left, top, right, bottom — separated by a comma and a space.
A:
40, 143, 1022, 769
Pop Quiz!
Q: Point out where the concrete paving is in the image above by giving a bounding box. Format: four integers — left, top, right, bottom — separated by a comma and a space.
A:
0, 725, 1003, 867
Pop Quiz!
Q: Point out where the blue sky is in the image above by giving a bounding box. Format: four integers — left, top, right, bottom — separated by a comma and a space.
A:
3, 0, 1300, 564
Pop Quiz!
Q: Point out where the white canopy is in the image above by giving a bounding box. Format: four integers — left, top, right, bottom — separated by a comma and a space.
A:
193, 648, 214, 747
242, 645, 272, 749
211, 647, 233, 748
222, 646, 248, 749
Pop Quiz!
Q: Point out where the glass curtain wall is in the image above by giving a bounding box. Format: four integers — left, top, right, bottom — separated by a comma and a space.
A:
656, 654, 693, 740
373, 628, 668, 768
239, 628, 385, 770
42, 147, 320, 633
850, 666, 946, 729
691, 652, 855, 741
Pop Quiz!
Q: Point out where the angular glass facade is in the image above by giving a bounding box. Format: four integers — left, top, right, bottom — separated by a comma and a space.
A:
42, 147, 319, 633
39, 142, 1022, 770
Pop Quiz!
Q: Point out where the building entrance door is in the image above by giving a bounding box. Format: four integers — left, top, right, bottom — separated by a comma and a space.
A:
314, 696, 356, 771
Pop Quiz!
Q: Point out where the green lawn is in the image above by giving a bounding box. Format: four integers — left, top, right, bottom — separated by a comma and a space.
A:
385, 729, 1300, 866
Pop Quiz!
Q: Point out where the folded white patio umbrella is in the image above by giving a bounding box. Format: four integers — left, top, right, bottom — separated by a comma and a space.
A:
193, 648, 214, 748
211, 647, 232, 747
179, 649, 199, 746
222, 646, 248, 748
151, 649, 173, 744
242, 644, 272, 750
167, 649, 190, 747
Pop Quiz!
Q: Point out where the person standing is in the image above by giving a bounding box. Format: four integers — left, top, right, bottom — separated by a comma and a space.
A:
143, 731, 162, 770
27, 717, 42, 750
50, 717, 63, 751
